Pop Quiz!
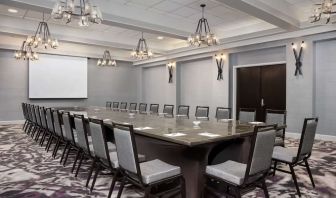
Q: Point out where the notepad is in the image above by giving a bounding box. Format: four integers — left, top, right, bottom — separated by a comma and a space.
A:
164, 133, 186, 137
219, 119, 232, 122
248, 122, 264, 125
198, 132, 220, 137
134, 127, 154, 130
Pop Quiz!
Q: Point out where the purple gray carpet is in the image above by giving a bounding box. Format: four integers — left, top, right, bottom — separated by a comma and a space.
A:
0, 124, 335, 197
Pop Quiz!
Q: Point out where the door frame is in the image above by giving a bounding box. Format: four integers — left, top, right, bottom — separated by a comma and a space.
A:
232, 61, 286, 120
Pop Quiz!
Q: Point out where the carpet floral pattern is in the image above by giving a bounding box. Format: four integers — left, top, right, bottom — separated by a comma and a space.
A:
0, 125, 335, 198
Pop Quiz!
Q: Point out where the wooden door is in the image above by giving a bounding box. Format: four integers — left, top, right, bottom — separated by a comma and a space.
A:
236, 64, 286, 122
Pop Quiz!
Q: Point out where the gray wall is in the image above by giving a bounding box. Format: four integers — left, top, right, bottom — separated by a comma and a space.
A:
315, 39, 336, 136
179, 58, 229, 116
0, 49, 137, 121
141, 65, 176, 112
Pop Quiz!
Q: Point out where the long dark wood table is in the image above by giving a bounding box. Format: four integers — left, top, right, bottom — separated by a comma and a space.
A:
54, 106, 256, 198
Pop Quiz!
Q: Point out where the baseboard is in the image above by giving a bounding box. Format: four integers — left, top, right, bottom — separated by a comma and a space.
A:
286, 132, 336, 141
0, 120, 25, 125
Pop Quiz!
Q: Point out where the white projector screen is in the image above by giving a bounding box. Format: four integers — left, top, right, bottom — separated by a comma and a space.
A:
29, 54, 88, 99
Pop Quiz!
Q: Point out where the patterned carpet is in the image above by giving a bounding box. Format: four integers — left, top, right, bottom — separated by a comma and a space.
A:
0, 124, 335, 198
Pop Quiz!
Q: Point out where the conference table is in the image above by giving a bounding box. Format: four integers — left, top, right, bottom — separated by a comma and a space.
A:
54, 106, 257, 198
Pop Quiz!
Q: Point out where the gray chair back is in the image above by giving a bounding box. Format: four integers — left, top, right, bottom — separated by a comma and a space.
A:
177, 105, 189, 118
129, 103, 137, 111
150, 104, 159, 114
120, 102, 127, 110
62, 112, 76, 144
247, 125, 276, 176
113, 123, 141, 177
239, 108, 256, 123
216, 107, 231, 120
52, 110, 63, 137
35, 106, 42, 126
297, 118, 318, 159
45, 108, 55, 132
113, 102, 119, 109
266, 109, 286, 125
40, 107, 48, 129
106, 101, 112, 108
163, 104, 174, 117
139, 103, 147, 113
195, 106, 209, 119
89, 118, 113, 168
74, 114, 91, 153
30, 105, 37, 123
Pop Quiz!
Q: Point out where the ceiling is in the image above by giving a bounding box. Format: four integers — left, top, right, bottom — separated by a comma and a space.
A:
0, 0, 332, 61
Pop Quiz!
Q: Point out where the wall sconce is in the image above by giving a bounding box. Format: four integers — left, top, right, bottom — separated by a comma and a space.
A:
215, 53, 225, 80
292, 41, 304, 76
167, 62, 175, 83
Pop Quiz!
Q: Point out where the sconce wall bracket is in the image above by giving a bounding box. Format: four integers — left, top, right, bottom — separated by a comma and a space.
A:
292, 41, 304, 76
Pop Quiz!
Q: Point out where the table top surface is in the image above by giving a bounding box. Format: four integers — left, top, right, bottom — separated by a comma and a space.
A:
54, 106, 260, 147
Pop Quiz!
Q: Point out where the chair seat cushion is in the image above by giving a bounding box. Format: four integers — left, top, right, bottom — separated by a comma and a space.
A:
106, 152, 146, 169
140, 159, 181, 184
206, 160, 246, 185
272, 146, 297, 163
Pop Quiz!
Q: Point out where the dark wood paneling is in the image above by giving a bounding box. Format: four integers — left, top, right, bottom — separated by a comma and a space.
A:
237, 64, 286, 121
237, 67, 261, 119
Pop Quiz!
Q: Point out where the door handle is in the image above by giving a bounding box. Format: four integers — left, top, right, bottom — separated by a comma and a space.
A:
261, 98, 265, 107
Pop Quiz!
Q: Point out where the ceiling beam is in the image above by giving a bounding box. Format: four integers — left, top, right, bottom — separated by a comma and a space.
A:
133, 26, 336, 66
0, 0, 189, 40
216, 0, 300, 31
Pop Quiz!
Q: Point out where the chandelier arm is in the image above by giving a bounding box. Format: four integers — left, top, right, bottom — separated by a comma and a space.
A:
203, 19, 208, 34
205, 19, 211, 33
144, 40, 149, 54
195, 19, 202, 33
199, 19, 203, 35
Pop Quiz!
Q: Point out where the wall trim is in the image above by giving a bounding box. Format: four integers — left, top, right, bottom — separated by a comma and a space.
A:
0, 120, 25, 125
286, 132, 336, 141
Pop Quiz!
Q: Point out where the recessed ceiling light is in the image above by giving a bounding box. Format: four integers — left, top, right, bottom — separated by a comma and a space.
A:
8, 8, 18, 13
157, 36, 164, 40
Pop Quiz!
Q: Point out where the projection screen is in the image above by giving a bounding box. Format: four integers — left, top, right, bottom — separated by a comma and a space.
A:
29, 54, 88, 99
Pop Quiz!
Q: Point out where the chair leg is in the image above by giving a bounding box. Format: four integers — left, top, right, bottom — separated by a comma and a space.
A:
40, 131, 47, 146
90, 164, 101, 192
23, 120, 27, 130
34, 129, 42, 141
234, 187, 241, 198
52, 138, 61, 158
108, 169, 120, 198
180, 177, 186, 198
261, 179, 269, 198
63, 145, 72, 166
45, 134, 54, 153
86, 159, 96, 187
304, 159, 315, 188
71, 149, 81, 173
46, 136, 54, 152
273, 161, 278, 176
289, 164, 301, 197
117, 176, 126, 198
60, 143, 69, 164
144, 186, 152, 198
75, 153, 85, 177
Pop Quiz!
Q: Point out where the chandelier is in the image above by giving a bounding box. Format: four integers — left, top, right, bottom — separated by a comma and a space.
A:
26, 13, 59, 49
188, 4, 218, 47
51, 0, 103, 27
14, 41, 39, 61
97, 50, 117, 66
131, 32, 153, 59
310, 0, 336, 24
